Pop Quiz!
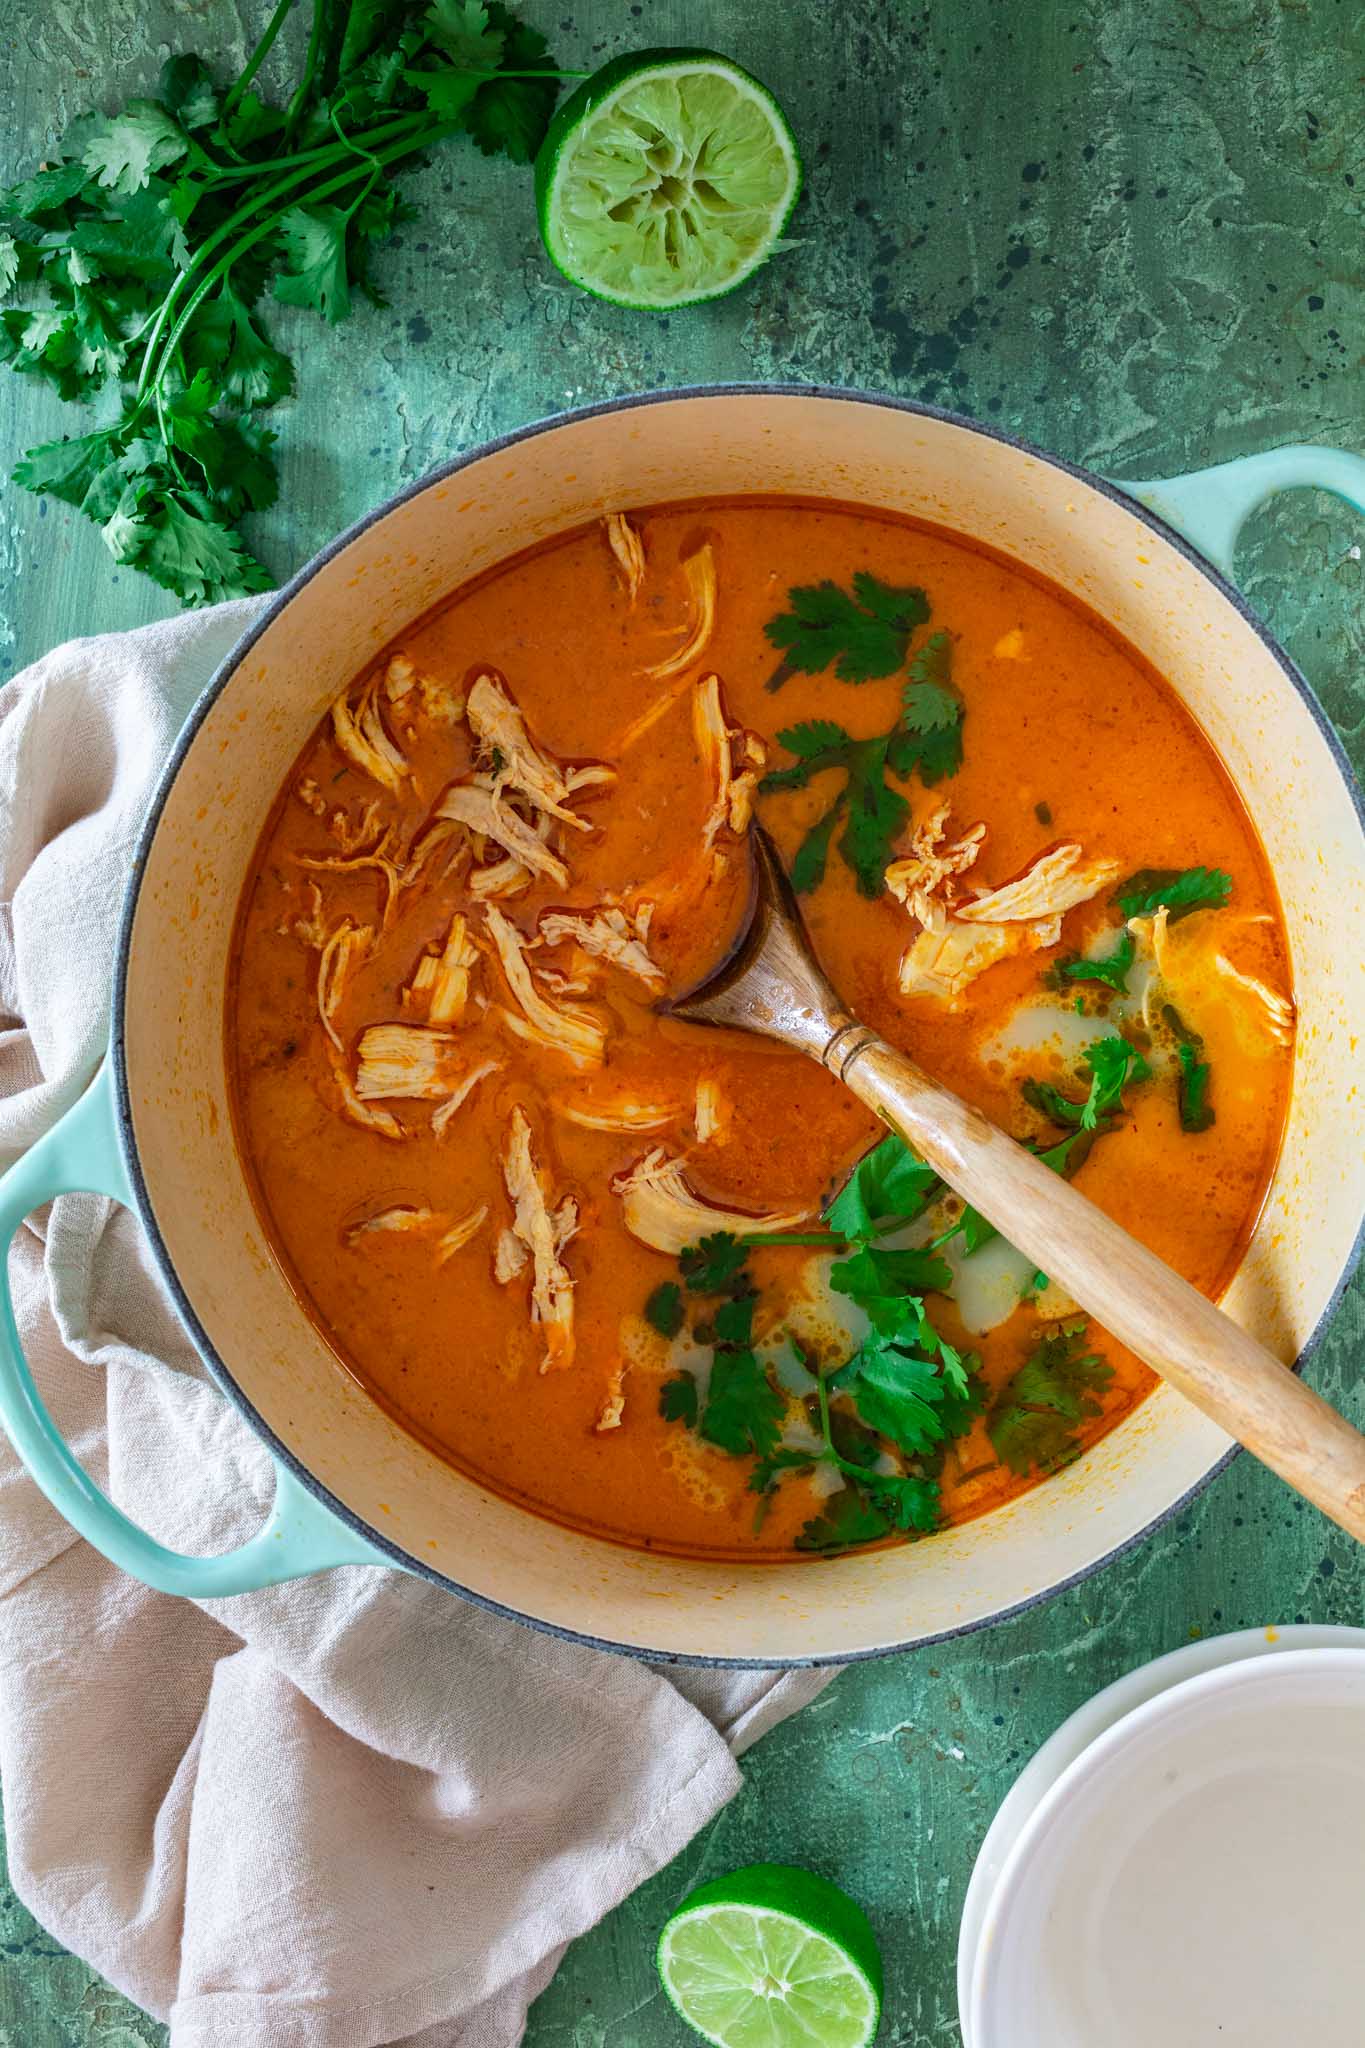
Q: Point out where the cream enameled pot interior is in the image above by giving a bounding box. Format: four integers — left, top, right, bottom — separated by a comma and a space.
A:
120, 393, 1365, 1661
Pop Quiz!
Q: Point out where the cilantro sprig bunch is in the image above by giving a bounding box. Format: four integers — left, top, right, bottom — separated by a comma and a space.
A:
759, 589, 966, 897
0, 0, 573, 603
654, 1141, 984, 1554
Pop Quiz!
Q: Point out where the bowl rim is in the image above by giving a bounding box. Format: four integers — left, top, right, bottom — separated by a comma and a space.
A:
968, 1642, 1365, 2045
108, 382, 1365, 1667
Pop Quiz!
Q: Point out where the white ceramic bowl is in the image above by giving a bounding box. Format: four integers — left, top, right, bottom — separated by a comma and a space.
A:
969, 1646, 1365, 2048
957, 1624, 1365, 2043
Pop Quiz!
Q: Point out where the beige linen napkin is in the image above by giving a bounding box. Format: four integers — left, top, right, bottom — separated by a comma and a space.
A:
0, 603, 834, 2048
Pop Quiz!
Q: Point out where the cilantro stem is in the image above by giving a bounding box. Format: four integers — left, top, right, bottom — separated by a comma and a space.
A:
739, 1231, 849, 1248
284, 0, 329, 139
223, 0, 300, 120
198, 110, 432, 184
141, 121, 464, 407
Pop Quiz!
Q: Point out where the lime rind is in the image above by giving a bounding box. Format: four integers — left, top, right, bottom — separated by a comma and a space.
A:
657, 1867, 882, 2048
536, 52, 802, 309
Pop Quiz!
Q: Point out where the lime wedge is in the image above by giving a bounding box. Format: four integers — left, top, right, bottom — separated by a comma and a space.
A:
535, 49, 802, 309
657, 1863, 883, 2048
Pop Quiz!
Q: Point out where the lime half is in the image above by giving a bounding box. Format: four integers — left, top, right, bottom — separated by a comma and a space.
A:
657, 1863, 883, 2048
535, 49, 802, 309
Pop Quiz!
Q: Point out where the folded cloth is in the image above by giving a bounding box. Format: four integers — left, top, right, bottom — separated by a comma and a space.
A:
0, 604, 835, 2048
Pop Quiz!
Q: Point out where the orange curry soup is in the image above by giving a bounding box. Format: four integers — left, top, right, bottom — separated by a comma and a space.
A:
228, 501, 1293, 1560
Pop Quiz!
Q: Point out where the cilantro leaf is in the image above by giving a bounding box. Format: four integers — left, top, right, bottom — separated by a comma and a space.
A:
12, 425, 119, 507
157, 54, 220, 132
181, 279, 294, 407
0, 236, 20, 296
680, 1232, 749, 1295
107, 487, 273, 605
1177, 1039, 1215, 1133
82, 102, 190, 194
1048, 929, 1136, 994
1114, 866, 1233, 922
895, 631, 964, 782
829, 1244, 953, 1323
659, 1374, 698, 1426
835, 1336, 968, 1457
988, 1319, 1113, 1476
700, 1348, 784, 1459
861, 1468, 941, 1532
824, 1133, 940, 1242
645, 1280, 684, 1339
424, 0, 507, 67
272, 205, 352, 323
796, 1488, 894, 1553
765, 573, 931, 687
790, 801, 845, 893
463, 4, 559, 162
1023, 1033, 1151, 1132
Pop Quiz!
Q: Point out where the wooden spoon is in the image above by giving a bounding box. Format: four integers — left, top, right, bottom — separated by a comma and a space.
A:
667, 827, 1365, 1544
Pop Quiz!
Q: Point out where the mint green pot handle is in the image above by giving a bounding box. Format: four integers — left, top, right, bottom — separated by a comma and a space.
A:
0, 1062, 392, 1595
1116, 443, 1365, 578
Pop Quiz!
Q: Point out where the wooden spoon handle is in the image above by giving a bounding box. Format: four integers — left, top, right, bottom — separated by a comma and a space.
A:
834, 1030, 1365, 1544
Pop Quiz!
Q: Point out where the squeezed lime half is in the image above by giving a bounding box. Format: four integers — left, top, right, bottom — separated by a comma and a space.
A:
656, 1863, 883, 2048
535, 49, 802, 308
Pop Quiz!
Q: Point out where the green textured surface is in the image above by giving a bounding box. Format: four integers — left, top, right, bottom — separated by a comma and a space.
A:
0, 0, 1362, 2041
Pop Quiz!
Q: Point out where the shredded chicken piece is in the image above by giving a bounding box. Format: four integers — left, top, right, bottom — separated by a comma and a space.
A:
435, 1204, 489, 1262
885, 802, 987, 932
1214, 955, 1296, 1045
693, 1077, 729, 1144
329, 798, 384, 855
430, 1058, 500, 1136
331, 672, 410, 795
316, 917, 373, 1052
355, 1024, 465, 1100
467, 673, 611, 831
288, 879, 329, 947
330, 1048, 405, 1141
345, 1204, 439, 1241
499, 1107, 578, 1370
433, 782, 570, 890
382, 651, 465, 725
611, 1150, 812, 1256
537, 906, 664, 992
1128, 905, 1171, 1028
310, 908, 404, 1138
694, 674, 767, 850
485, 905, 607, 1069
993, 628, 1027, 660
613, 678, 693, 753
295, 776, 327, 817
596, 1363, 627, 1433
405, 913, 478, 1025
957, 845, 1121, 926
298, 825, 406, 929
648, 542, 717, 679
494, 1229, 528, 1282
553, 1089, 678, 1132
353, 1026, 499, 1133
897, 920, 1052, 1002
536, 962, 593, 996
604, 512, 646, 603
343, 1201, 488, 1262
